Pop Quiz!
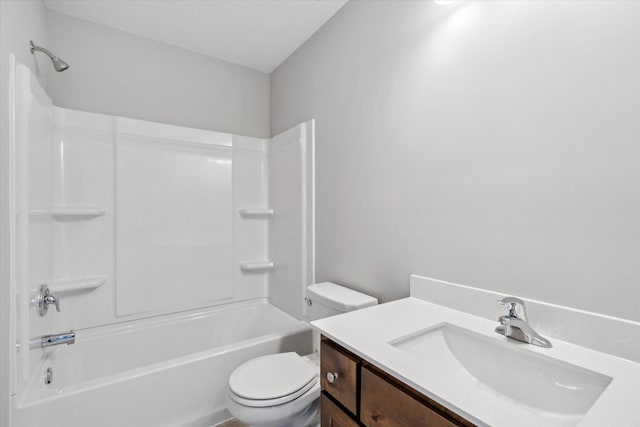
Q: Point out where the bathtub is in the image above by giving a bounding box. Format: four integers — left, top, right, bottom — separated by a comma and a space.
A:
14, 299, 312, 427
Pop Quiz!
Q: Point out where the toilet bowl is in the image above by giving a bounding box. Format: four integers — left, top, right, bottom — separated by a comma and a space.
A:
226, 353, 320, 427
226, 282, 377, 427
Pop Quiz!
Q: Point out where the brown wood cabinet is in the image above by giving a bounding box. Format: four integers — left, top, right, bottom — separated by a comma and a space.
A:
321, 393, 362, 427
320, 336, 475, 427
320, 339, 360, 416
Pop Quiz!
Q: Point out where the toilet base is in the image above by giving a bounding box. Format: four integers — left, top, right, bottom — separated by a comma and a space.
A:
226, 388, 319, 427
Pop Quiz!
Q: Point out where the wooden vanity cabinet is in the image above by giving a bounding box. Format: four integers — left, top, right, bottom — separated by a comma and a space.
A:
321, 393, 362, 427
320, 336, 475, 427
320, 339, 360, 416
360, 365, 463, 427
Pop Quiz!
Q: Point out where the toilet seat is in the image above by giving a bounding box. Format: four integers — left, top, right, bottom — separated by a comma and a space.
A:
228, 352, 318, 408
229, 376, 317, 407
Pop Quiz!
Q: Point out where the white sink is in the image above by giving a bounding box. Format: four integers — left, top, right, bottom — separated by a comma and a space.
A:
390, 323, 612, 426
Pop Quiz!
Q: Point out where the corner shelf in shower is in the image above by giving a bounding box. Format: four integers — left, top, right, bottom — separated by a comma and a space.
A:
29, 206, 107, 220
51, 275, 106, 295
239, 261, 274, 272
50, 207, 106, 220
239, 208, 274, 218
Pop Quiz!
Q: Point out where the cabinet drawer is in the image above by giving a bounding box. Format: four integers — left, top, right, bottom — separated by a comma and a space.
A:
321, 392, 361, 427
361, 366, 460, 427
321, 339, 360, 416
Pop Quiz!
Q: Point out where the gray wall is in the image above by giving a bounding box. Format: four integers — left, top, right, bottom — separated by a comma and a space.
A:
0, 0, 49, 89
47, 11, 270, 138
0, 2, 50, 423
271, 0, 640, 322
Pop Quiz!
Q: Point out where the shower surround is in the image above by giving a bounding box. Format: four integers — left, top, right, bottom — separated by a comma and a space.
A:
8, 63, 315, 426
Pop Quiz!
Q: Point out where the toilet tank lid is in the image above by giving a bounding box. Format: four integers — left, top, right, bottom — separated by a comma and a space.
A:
307, 282, 378, 312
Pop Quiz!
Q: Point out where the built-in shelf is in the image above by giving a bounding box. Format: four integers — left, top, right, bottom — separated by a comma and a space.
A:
239, 261, 274, 272
51, 276, 106, 294
239, 208, 274, 218
30, 207, 107, 220
30, 276, 106, 301
50, 207, 106, 220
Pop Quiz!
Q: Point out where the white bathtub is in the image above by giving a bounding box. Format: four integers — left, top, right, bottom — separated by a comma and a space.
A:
14, 299, 312, 427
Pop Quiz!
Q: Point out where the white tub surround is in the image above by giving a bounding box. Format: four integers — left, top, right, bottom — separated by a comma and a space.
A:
15, 68, 272, 341
9, 63, 316, 427
312, 278, 640, 427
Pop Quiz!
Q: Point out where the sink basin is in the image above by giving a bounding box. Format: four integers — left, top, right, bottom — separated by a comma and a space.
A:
389, 323, 611, 426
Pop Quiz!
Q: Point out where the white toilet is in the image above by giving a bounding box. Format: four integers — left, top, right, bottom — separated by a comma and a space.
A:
226, 282, 378, 427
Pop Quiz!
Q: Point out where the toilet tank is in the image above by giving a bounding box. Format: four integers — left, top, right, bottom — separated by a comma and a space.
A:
306, 282, 378, 321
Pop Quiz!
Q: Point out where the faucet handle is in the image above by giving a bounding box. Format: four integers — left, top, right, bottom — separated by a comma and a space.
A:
497, 296, 527, 319
498, 296, 524, 306
46, 294, 60, 312
37, 284, 60, 316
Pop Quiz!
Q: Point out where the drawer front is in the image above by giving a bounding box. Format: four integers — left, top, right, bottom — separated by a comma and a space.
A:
361, 366, 459, 427
321, 392, 361, 427
321, 339, 360, 415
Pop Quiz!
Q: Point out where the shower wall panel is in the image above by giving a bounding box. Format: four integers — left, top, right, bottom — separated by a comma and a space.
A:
268, 120, 315, 319
46, 121, 114, 336
13, 64, 56, 394
115, 135, 233, 315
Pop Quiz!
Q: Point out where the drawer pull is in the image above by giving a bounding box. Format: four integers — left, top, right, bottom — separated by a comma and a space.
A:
327, 371, 339, 383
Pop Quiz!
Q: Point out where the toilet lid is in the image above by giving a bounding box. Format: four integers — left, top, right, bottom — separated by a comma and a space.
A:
229, 352, 317, 400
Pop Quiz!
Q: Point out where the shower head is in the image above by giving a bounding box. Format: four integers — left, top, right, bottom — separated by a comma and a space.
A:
30, 41, 69, 72
50, 56, 70, 73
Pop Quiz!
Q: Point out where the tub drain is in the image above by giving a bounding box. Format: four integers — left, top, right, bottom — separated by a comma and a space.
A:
44, 367, 53, 385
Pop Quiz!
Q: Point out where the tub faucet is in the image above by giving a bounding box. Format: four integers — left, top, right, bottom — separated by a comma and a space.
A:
41, 331, 75, 348
495, 296, 552, 348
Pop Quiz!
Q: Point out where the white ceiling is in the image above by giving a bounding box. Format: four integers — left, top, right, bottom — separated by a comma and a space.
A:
43, 0, 348, 73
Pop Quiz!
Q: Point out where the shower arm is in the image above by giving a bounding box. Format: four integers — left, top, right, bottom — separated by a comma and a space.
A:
30, 41, 56, 59
29, 40, 70, 72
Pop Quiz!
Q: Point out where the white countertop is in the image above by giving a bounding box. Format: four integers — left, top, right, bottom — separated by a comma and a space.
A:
311, 297, 640, 427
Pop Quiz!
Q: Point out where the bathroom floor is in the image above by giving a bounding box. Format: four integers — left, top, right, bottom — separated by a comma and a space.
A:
214, 419, 248, 427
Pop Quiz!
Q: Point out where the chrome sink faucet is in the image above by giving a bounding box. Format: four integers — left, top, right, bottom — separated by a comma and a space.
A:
495, 296, 552, 348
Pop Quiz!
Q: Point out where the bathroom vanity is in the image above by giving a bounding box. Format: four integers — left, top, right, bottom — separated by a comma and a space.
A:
313, 293, 640, 427
320, 336, 474, 426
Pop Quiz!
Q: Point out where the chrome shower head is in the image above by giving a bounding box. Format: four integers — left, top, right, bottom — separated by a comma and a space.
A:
50, 56, 70, 72
30, 41, 69, 72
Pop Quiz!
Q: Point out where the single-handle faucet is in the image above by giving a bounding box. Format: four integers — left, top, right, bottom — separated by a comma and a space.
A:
37, 284, 60, 316
495, 296, 552, 348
